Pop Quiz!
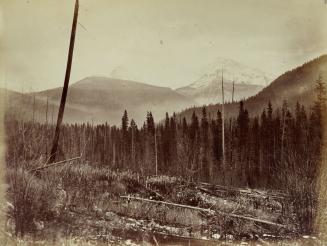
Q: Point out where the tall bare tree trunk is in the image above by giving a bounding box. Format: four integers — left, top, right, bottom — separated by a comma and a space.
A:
281, 109, 286, 169
221, 69, 225, 171
232, 80, 235, 103
229, 118, 233, 169
45, 95, 49, 156
32, 94, 35, 124
131, 126, 135, 168
45, 95, 49, 125
4, 78, 7, 106
113, 141, 116, 167
49, 0, 79, 163
51, 105, 54, 125
154, 128, 158, 176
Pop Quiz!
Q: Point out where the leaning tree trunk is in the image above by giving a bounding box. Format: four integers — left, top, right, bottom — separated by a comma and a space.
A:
49, 0, 79, 163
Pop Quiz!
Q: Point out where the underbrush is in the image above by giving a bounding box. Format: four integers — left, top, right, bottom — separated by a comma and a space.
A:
6, 168, 57, 237
4, 160, 303, 242
6, 162, 143, 238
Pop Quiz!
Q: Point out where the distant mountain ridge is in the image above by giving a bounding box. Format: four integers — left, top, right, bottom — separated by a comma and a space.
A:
176, 58, 271, 105
4, 55, 325, 125
4, 77, 196, 125
176, 55, 327, 122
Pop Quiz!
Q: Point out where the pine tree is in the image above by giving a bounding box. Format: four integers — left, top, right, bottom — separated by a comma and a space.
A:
146, 111, 155, 136
190, 112, 199, 142
169, 114, 178, 172
201, 107, 209, 180
182, 117, 188, 136
237, 101, 249, 148
311, 76, 327, 146
122, 110, 129, 133
266, 101, 274, 186
121, 110, 129, 167
250, 117, 260, 187
314, 75, 327, 114
237, 101, 250, 185
187, 111, 200, 181
145, 111, 155, 174
129, 119, 137, 169
179, 117, 189, 176
163, 113, 171, 170
212, 110, 222, 163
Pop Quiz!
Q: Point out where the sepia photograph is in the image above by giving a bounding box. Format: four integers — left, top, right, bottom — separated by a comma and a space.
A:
1, 0, 327, 245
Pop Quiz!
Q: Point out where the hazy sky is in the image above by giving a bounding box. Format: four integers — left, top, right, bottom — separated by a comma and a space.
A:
1, 0, 327, 92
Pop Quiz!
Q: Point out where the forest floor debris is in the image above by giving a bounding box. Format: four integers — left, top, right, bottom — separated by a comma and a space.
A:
4, 167, 319, 245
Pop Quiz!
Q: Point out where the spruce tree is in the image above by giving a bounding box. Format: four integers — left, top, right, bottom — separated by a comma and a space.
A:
201, 107, 209, 180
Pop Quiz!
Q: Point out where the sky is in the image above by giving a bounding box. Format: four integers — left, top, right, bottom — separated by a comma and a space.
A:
1, 0, 327, 92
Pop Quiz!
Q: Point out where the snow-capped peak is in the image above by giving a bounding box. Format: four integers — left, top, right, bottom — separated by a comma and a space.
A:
190, 58, 271, 89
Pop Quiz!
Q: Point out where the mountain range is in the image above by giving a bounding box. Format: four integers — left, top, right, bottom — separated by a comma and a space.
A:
4, 77, 195, 126
3, 55, 326, 125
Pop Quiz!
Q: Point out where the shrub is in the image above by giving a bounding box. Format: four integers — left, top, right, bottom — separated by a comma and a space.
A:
6, 168, 57, 237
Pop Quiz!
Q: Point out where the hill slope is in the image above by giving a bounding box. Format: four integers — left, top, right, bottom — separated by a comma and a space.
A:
4, 77, 196, 125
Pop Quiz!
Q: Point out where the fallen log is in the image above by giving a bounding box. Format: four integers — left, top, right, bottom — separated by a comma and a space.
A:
111, 226, 219, 244
198, 182, 290, 201
218, 212, 287, 228
120, 196, 214, 214
197, 185, 269, 202
30, 156, 81, 172
120, 196, 287, 228
153, 231, 219, 243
